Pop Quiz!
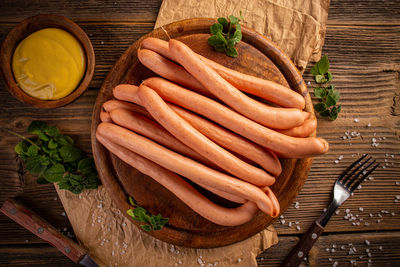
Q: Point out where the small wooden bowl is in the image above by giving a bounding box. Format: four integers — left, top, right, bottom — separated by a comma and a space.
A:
0, 14, 95, 109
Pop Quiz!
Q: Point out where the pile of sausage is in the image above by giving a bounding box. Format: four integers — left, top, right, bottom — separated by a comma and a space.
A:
96, 37, 329, 227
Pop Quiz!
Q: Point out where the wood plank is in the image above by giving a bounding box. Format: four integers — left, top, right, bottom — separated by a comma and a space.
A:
1, 231, 399, 266
328, 0, 400, 25
0, 244, 78, 266
1, 0, 399, 24
0, 0, 162, 23
258, 231, 400, 266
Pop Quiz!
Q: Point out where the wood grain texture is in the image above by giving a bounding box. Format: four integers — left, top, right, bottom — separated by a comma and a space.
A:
0, 0, 399, 265
92, 18, 313, 248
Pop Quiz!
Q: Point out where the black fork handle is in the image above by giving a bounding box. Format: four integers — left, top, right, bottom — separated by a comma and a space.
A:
280, 221, 325, 267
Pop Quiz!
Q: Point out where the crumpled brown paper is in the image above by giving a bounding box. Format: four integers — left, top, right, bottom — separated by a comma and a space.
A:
155, 0, 330, 71
57, 186, 278, 267
57, 1, 330, 266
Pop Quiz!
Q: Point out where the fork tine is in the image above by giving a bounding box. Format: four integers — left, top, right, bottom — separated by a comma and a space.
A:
337, 154, 368, 183
347, 159, 375, 188
350, 163, 379, 192
341, 156, 371, 185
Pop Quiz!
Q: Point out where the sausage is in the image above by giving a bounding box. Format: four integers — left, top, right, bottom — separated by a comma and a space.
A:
96, 122, 276, 216
106, 97, 281, 176
103, 99, 148, 117
141, 37, 305, 109
96, 133, 259, 226
139, 78, 328, 158
137, 84, 275, 187
109, 108, 218, 169
100, 110, 112, 122
278, 117, 317, 138
168, 39, 307, 130
137, 49, 210, 96
169, 104, 282, 176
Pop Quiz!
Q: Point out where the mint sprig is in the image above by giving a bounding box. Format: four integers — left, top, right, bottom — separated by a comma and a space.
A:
11, 121, 100, 194
208, 12, 243, 57
311, 55, 341, 120
127, 196, 169, 231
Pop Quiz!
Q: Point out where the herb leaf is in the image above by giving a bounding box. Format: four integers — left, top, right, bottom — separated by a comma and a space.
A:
208, 13, 243, 57
126, 196, 169, 232
11, 121, 100, 194
311, 55, 341, 120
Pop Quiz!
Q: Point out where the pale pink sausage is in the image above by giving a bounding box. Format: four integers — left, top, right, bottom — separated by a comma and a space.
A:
96, 134, 259, 226
137, 84, 276, 187
96, 122, 276, 215
137, 48, 210, 96
278, 117, 317, 138
100, 110, 112, 122
168, 39, 306, 130
109, 108, 216, 168
141, 37, 305, 109
139, 79, 328, 158
106, 98, 281, 176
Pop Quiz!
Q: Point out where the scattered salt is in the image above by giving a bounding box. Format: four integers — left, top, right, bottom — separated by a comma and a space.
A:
354, 118, 359, 123
365, 240, 370, 246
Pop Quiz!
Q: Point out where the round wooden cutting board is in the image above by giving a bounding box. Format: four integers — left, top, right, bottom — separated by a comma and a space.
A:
91, 18, 314, 248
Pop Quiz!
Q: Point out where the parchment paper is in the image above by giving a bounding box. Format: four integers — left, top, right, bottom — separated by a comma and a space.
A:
57, 0, 330, 266
155, 0, 330, 71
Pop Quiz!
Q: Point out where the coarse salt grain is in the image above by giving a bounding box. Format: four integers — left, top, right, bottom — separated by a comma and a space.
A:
367, 122, 371, 127
61, 212, 66, 216
296, 225, 301, 231
338, 155, 344, 160
359, 207, 364, 212
354, 118, 359, 123
334, 160, 339, 164
365, 240, 370, 245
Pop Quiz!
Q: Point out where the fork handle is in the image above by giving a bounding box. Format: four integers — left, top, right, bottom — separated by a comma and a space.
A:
280, 221, 325, 267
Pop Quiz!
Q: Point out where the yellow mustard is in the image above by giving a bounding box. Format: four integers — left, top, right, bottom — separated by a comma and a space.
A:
12, 28, 86, 100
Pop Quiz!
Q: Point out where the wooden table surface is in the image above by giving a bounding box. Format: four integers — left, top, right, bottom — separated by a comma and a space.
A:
0, 0, 399, 266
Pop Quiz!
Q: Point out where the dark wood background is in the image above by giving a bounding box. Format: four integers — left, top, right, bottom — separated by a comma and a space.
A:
0, 0, 399, 266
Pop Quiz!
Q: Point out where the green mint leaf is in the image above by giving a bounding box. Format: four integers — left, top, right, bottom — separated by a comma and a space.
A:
25, 155, 47, 175
326, 94, 337, 107
140, 224, 152, 231
58, 176, 71, 190
48, 139, 58, 149
78, 158, 95, 175
336, 104, 342, 113
127, 209, 134, 217
317, 55, 329, 75
210, 23, 223, 35
314, 87, 326, 99
231, 29, 242, 43
331, 89, 340, 103
327, 71, 333, 82
315, 75, 327, 84
330, 106, 340, 120
319, 109, 331, 117
44, 126, 60, 137
129, 196, 136, 206
43, 163, 65, 182
28, 121, 47, 134
59, 145, 84, 163
208, 35, 225, 47
228, 15, 239, 24
217, 17, 228, 28
314, 102, 327, 112
37, 132, 50, 141
68, 174, 84, 186
214, 45, 226, 52
225, 46, 238, 58
311, 64, 319, 76
15, 140, 29, 155
56, 135, 74, 145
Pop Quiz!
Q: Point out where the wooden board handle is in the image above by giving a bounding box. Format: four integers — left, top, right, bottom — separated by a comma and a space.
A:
0, 198, 87, 264
280, 221, 325, 267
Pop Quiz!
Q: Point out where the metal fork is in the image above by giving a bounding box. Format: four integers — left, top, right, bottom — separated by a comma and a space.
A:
281, 154, 379, 267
